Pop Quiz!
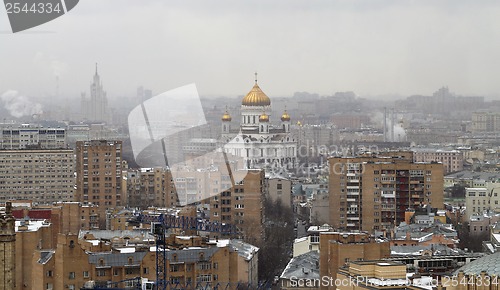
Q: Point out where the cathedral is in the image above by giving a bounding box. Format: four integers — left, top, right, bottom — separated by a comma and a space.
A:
220, 76, 297, 171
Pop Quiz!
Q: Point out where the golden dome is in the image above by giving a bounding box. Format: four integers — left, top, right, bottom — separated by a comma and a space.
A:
242, 83, 271, 106
259, 112, 269, 122
222, 110, 232, 122
281, 110, 291, 122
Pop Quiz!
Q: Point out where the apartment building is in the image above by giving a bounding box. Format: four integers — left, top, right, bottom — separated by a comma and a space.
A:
267, 177, 292, 207
0, 148, 75, 204
465, 182, 500, 220
0, 203, 15, 290
0, 126, 66, 149
30, 232, 259, 290
319, 232, 391, 290
413, 148, 463, 174
210, 169, 265, 243
471, 111, 500, 133
75, 140, 123, 228
126, 168, 178, 209
329, 152, 444, 232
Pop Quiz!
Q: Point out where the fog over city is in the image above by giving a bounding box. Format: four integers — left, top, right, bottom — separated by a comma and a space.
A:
2, 0, 500, 101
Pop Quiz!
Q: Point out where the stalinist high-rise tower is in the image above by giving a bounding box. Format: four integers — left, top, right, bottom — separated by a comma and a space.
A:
80, 64, 110, 123
0, 202, 15, 289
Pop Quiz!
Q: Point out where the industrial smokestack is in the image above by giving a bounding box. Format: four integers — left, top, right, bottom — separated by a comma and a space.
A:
391, 108, 395, 142
383, 107, 387, 142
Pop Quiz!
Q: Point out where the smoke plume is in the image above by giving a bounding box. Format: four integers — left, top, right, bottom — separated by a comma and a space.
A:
1, 90, 43, 118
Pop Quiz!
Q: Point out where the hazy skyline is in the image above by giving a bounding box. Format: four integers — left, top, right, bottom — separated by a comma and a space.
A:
2, 0, 500, 100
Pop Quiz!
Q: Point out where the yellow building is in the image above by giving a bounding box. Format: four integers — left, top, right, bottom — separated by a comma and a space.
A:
30, 232, 259, 290
209, 169, 265, 243
318, 232, 391, 290
0, 202, 16, 290
336, 261, 429, 290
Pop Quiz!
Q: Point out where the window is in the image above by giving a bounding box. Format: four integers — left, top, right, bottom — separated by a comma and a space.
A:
143, 268, 149, 274
46, 283, 53, 290
277, 183, 282, 190
97, 270, 107, 277
197, 274, 212, 282
213, 262, 218, 269
68, 285, 75, 290
83, 271, 89, 278
69, 272, 75, 279
198, 262, 211, 270
46, 270, 53, 277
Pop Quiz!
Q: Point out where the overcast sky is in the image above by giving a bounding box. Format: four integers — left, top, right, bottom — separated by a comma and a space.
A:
2, 0, 500, 100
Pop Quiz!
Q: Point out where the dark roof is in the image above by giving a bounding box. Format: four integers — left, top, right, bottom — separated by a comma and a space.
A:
89, 252, 147, 267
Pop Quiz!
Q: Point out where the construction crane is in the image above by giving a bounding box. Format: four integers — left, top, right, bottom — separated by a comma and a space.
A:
125, 152, 262, 289
128, 212, 240, 290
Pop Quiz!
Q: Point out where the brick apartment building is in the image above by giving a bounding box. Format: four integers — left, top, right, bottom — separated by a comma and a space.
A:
75, 140, 123, 228
329, 152, 444, 232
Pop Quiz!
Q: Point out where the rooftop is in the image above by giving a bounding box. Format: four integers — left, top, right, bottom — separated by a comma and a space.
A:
455, 252, 500, 275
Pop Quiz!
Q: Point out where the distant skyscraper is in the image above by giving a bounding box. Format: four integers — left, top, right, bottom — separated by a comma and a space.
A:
81, 64, 109, 123
137, 86, 153, 102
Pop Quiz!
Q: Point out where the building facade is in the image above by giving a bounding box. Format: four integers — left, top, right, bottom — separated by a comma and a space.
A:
126, 168, 178, 209
413, 148, 463, 174
471, 111, 500, 133
209, 169, 265, 243
75, 140, 123, 228
0, 126, 66, 149
0, 202, 15, 290
0, 149, 75, 204
318, 232, 391, 290
465, 183, 500, 220
329, 152, 444, 232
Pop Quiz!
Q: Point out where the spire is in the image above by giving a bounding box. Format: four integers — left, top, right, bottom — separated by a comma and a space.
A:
254, 72, 258, 84
95, 62, 98, 76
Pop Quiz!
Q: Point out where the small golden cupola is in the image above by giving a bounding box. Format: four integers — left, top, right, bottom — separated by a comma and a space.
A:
222, 110, 232, 122
259, 112, 269, 122
241, 73, 271, 107
281, 110, 291, 122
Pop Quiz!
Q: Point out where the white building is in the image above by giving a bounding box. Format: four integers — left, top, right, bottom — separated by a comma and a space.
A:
220, 76, 297, 170
0, 125, 66, 149
465, 183, 500, 220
